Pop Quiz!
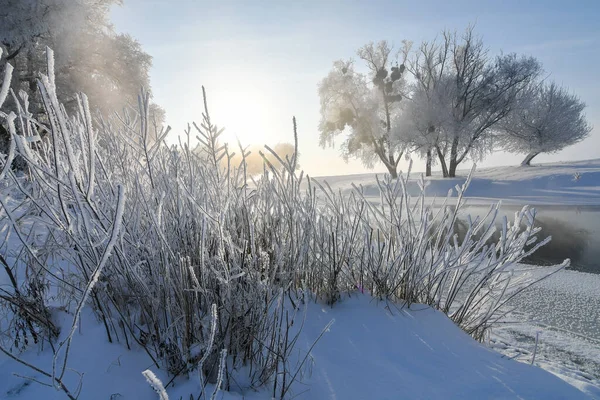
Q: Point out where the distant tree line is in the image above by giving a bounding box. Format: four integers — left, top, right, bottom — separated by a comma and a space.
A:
318, 26, 591, 178
226, 142, 298, 176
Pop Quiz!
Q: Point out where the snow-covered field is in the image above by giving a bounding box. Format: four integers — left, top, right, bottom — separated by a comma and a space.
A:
491, 268, 600, 398
314, 159, 600, 206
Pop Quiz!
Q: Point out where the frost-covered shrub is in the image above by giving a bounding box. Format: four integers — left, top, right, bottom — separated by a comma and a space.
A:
344, 171, 567, 340
0, 48, 568, 398
0, 49, 317, 398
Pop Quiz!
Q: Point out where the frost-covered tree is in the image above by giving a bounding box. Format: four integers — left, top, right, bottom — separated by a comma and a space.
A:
0, 0, 164, 121
318, 41, 410, 178
402, 83, 453, 176
402, 36, 452, 176
499, 82, 591, 166
438, 28, 541, 177
402, 27, 541, 177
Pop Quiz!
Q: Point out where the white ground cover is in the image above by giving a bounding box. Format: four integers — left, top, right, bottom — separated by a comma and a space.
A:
314, 159, 600, 205
0, 294, 591, 400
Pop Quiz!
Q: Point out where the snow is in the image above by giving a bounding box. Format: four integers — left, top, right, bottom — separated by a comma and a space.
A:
0, 295, 590, 400
300, 159, 600, 398
0, 309, 168, 399
313, 158, 600, 205
491, 267, 600, 398
291, 295, 589, 400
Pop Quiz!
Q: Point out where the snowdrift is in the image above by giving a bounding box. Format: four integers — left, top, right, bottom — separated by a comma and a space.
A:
0, 295, 590, 399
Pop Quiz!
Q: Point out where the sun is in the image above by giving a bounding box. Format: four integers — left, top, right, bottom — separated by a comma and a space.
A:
202, 80, 278, 150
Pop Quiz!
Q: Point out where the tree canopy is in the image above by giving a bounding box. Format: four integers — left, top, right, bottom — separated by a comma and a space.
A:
318, 41, 410, 178
318, 26, 584, 178
403, 27, 542, 177
0, 0, 163, 122
498, 82, 591, 165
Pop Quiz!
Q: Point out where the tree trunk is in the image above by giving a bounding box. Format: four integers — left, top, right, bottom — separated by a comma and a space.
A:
521, 152, 539, 166
448, 135, 460, 178
386, 163, 398, 179
435, 146, 448, 178
425, 148, 432, 177
448, 160, 458, 178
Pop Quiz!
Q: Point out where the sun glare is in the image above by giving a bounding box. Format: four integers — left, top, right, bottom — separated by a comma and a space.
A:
202, 79, 280, 149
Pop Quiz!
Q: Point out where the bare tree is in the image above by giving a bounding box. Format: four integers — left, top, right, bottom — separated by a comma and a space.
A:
318, 41, 410, 178
442, 27, 541, 177
404, 26, 541, 177
499, 81, 591, 166
403, 34, 452, 176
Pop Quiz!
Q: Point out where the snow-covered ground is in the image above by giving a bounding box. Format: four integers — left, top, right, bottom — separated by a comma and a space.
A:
0, 295, 590, 400
314, 158, 600, 206
490, 267, 600, 398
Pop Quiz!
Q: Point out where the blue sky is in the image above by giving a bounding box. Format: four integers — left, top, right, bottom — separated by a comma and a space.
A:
111, 0, 600, 177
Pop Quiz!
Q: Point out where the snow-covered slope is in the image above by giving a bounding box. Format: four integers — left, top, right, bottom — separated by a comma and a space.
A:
312, 159, 600, 205
291, 295, 590, 400
0, 295, 590, 400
